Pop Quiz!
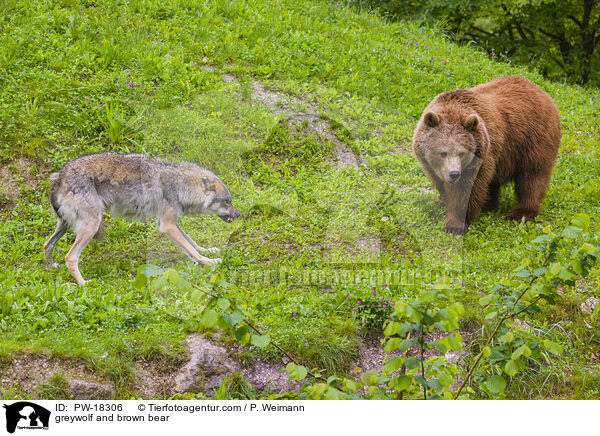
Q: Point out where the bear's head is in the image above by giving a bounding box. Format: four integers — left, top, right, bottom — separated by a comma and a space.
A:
412, 110, 487, 184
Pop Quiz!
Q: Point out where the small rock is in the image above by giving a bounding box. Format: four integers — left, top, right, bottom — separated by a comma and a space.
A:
333, 143, 362, 170
581, 297, 598, 315
173, 334, 239, 394
444, 350, 460, 364
69, 380, 114, 400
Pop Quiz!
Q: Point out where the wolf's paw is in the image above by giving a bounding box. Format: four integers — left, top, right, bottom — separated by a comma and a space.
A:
46, 262, 61, 270
206, 247, 220, 253
206, 258, 222, 265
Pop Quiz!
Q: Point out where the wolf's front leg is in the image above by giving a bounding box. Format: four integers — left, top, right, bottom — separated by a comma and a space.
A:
176, 224, 220, 253
159, 210, 220, 265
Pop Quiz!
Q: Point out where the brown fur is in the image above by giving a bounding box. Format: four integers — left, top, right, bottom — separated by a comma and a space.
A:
412, 76, 561, 234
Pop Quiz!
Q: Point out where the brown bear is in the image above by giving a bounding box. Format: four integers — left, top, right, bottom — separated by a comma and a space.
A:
412, 76, 561, 235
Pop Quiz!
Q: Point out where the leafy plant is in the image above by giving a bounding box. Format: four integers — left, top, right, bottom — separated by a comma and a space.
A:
342, 283, 395, 331
134, 265, 320, 373
456, 214, 599, 398
377, 280, 464, 399
97, 101, 145, 149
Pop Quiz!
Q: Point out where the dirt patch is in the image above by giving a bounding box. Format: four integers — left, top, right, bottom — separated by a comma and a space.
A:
0, 157, 47, 209
356, 237, 382, 255
133, 358, 182, 399
0, 167, 17, 208
170, 334, 302, 395
242, 359, 302, 393
251, 81, 306, 114
0, 336, 304, 399
354, 329, 474, 376
0, 354, 114, 399
0, 352, 186, 400
222, 74, 238, 84
354, 334, 394, 374
249, 80, 363, 170
332, 143, 363, 169
352, 330, 476, 396
1, 328, 476, 399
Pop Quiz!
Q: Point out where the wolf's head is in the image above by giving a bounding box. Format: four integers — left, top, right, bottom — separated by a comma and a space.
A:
211, 195, 241, 223
202, 175, 240, 223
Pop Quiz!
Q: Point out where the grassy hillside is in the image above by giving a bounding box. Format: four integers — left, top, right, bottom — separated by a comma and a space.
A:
0, 0, 599, 399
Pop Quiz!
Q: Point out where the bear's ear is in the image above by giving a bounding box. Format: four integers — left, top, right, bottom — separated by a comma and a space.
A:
464, 114, 479, 131
423, 112, 440, 128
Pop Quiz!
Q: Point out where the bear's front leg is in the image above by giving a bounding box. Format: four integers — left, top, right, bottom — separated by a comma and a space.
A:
444, 188, 469, 235
443, 178, 484, 235
444, 216, 468, 235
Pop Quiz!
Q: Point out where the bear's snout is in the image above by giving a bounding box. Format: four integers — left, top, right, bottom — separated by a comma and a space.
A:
449, 170, 461, 183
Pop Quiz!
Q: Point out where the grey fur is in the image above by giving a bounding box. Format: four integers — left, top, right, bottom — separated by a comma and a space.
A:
43, 152, 240, 285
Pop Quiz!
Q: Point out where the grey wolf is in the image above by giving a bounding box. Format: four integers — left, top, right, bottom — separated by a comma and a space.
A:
43, 152, 240, 285
412, 76, 561, 235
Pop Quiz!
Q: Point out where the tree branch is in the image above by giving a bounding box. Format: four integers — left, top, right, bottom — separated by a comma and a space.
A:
548, 54, 566, 71
538, 27, 562, 40
567, 14, 583, 29
469, 24, 494, 36
514, 21, 529, 41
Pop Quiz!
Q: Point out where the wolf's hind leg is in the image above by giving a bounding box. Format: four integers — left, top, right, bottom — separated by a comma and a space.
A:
176, 224, 220, 253
94, 215, 106, 241
65, 215, 101, 286
44, 218, 68, 269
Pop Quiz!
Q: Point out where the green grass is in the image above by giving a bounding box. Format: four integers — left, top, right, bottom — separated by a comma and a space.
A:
0, 0, 599, 399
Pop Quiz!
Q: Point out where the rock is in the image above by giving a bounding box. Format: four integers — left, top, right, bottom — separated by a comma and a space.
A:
69, 380, 114, 400
580, 297, 598, 315
173, 334, 239, 394
444, 350, 460, 364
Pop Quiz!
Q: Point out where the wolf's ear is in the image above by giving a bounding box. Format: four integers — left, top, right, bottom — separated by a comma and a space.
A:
423, 112, 440, 128
464, 114, 479, 131
202, 177, 214, 192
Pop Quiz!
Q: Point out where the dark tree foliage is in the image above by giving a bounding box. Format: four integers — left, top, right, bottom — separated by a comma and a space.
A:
349, 0, 600, 86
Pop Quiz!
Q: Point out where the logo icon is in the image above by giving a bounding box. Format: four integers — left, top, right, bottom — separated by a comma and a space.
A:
2, 402, 50, 434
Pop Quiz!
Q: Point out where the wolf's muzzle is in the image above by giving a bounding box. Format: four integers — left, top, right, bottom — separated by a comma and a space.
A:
219, 209, 241, 223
